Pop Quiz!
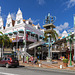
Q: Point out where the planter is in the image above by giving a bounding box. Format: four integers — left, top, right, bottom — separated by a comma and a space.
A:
63, 63, 68, 67
63, 59, 68, 67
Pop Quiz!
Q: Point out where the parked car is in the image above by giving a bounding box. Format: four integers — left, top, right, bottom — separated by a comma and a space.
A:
0, 57, 19, 68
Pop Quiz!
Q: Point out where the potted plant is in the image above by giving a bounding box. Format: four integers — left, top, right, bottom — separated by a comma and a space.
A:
63, 59, 68, 67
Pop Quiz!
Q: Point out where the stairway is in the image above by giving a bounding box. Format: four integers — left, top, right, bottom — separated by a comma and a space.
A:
27, 41, 45, 49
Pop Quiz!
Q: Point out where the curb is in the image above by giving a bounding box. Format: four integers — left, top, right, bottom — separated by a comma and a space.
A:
23, 65, 75, 74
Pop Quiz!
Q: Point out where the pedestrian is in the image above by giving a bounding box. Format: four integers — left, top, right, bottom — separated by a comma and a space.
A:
34, 57, 38, 64
31, 56, 34, 65
26, 56, 29, 64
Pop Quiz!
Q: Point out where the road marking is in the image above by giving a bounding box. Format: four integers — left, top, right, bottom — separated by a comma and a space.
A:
0, 72, 19, 75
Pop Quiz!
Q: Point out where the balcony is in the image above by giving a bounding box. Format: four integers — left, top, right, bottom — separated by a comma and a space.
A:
27, 36, 37, 42
8, 35, 12, 38
18, 33, 24, 37
12, 34, 17, 38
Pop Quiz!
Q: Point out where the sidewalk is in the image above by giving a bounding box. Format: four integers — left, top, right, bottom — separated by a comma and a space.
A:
19, 60, 75, 71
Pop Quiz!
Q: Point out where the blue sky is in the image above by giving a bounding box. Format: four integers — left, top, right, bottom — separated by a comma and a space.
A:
0, 0, 75, 36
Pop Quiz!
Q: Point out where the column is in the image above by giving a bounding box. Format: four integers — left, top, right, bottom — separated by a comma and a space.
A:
34, 47, 36, 57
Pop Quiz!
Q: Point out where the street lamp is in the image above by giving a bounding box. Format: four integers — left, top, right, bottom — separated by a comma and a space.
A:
73, 15, 75, 62
73, 36, 75, 62
23, 23, 27, 62
66, 33, 72, 67
47, 34, 51, 60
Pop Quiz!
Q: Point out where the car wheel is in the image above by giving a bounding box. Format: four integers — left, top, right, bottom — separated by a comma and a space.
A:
6, 64, 9, 68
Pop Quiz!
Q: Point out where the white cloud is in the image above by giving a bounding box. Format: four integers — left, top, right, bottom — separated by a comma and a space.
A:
11, 13, 16, 20
67, 27, 74, 33
32, 19, 40, 23
65, 0, 75, 9
37, 0, 45, 5
56, 22, 69, 31
55, 22, 69, 36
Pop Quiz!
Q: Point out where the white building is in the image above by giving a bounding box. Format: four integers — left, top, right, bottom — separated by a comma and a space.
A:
0, 8, 45, 59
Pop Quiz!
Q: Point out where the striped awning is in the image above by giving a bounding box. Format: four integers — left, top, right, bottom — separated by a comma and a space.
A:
40, 35, 43, 37
31, 32, 35, 34
0, 34, 2, 36
43, 37, 45, 38
8, 32, 13, 34
13, 31, 17, 33
26, 30, 31, 32
18, 29, 24, 32
4, 33, 8, 35
45, 43, 49, 45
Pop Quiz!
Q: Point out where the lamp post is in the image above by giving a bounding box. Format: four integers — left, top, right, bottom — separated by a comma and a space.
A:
66, 33, 72, 67
23, 23, 27, 62
38, 47, 41, 60
47, 34, 51, 61
73, 15, 75, 62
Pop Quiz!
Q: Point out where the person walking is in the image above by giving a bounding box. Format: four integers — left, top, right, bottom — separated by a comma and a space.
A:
26, 56, 29, 64
34, 57, 38, 64
31, 56, 34, 65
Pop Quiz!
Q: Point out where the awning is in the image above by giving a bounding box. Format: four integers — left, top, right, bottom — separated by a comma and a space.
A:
0, 34, 2, 36
31, 32, 35, 34
13, 31, 17, 33
40, 35, 43, 37
18, 29, 24, 32
8, 32, 13, 34
4, 33, 8, 35
26, 30, 31, 32
43, 37, 45, 38
62, 36, 65, 39
45, 43, 49, 45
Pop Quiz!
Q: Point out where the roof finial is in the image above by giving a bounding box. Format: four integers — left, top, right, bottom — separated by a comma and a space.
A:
19, 8, 20, 10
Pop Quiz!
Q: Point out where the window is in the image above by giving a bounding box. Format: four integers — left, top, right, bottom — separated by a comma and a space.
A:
8, 24, 10, 27
17, 20, 20, 24
38, 27, 40, 29
0, 27, 1, 29
29, 21, 32, 25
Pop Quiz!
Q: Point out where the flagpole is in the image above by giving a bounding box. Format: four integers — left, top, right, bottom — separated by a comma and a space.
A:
73, 15, 75, 61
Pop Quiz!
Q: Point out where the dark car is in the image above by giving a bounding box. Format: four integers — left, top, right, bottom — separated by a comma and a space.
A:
0, 57, 19, 68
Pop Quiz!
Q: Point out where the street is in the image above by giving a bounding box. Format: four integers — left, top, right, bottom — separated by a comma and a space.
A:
0, 66, 74, 75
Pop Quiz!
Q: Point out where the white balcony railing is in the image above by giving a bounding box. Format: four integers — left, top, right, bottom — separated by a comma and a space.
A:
12, 34, 17, 38
18, 33, 24, 37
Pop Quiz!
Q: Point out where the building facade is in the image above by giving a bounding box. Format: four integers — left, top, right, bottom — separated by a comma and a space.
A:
0, 8, 46, 59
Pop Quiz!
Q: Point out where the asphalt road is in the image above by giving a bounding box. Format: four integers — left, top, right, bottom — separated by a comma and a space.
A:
0, 66, 74, 75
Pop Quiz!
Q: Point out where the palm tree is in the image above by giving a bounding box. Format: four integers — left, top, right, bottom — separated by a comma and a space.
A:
44, 30, 58, 42
0, 31, 10, 58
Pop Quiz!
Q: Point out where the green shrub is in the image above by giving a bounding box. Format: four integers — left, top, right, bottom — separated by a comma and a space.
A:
63, 59, 68, 63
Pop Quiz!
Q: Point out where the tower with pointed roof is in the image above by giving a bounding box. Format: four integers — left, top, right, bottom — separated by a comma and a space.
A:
6, 13, 13, 29
62, 30, 68, 38
15, 8, 23, 25
0, 16, 4, 31
0, 6, 4, 31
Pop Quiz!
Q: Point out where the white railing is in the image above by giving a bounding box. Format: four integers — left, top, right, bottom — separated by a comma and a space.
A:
28, 41, 45, 49
19, 33, 24, 37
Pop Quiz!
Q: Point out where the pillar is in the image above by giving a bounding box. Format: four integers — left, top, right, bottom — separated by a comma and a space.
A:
34, 47, 36, 57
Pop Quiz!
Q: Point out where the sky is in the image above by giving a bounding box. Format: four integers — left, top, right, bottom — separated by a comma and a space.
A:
0, 0, 75, 36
